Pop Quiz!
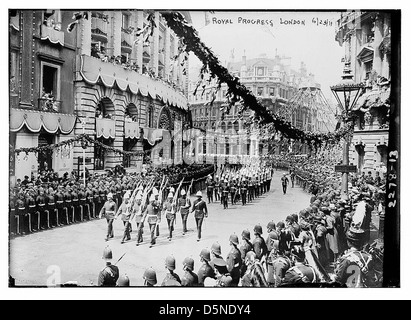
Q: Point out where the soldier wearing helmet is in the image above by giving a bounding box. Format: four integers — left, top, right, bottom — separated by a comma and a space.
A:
99, 192, 118, 242
197, 248, 215, 286
142, 194, 159, 248
181, 257, 199, 287
211, 242, 222, 259
281, 243, 317, 286
226, 234, 242, 286
117, 274, 130, 287
177, 189, 191, 235
36, 187, 48, 230
206, 174, 214, 204
161, 255, 181, 286
163, 192, 176, 241
143, 267, 157, 286
115, 191, 132, 244
191, 191, 208, 242
221, 180, 230, 209
241, 251, 268, 287
97, 246, 119, 287
270, 240, 292, 287
239, 230, 253, 277
133, 191, 144, 246
240, 178, 248, 206
253, 224, 268, 261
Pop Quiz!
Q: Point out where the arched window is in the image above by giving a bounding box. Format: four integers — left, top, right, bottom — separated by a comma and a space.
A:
125, 103, 138, 122
147, 104, 154, 127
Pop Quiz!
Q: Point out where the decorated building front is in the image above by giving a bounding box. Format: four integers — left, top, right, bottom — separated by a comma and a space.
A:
335, 11, 391, 175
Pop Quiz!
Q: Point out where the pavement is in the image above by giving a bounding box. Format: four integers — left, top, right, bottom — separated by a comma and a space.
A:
9, 170, 314, 287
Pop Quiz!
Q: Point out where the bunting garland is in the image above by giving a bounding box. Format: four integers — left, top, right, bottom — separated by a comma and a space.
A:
159, 11, 353, 149
13, 134, 148, 158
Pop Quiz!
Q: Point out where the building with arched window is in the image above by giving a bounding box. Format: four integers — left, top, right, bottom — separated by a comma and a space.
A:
335, 11, 391, 176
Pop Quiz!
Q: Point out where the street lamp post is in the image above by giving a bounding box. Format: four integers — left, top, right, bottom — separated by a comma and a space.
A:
330, 62, 364, 200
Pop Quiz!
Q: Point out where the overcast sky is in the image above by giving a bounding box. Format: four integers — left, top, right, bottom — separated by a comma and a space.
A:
188, 10, 345, 101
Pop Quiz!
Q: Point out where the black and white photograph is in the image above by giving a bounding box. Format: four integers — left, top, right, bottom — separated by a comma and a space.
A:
5, 2, 404, 300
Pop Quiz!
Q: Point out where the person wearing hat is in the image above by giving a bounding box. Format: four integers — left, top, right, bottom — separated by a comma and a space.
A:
239, 230, 253, 277
163, 192, 177, 241
334, 227, 373, 287
177, 189, 191, 235
117, 274, 130, 287
270, 241, 292, 287
97, 246, 119, 287
153, 188, 162, 238
133, 191, 144, 245
143, 267, 157, 286
214, 176, 220, 203
226, 234, 242, 286
16, 191, 28, 234
35, 187, 48, 230
240, 178, 248, 206
181, 257, 199, 287
191, 191, 208, 242
205, 257, 232, 287
230, 178, 238, 206
99, 192, 118, 242
115, 191, 132, 244
253, 224, 268, 261
314, 217, 329, 268
281, 244, 317, 286
63, 185, 73, 225
221, 180, 230, 209
70, 185, 79, 223
241, 251, 269, 287
197, 248, 215, 286
142, 194, 160, 248
161, 255, 181, 286
206, 174, 215, 204
281, 173, 290, 195
86, 183, 95, 219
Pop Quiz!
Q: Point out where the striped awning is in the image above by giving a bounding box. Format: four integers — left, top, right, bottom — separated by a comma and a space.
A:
10, 108, 76, 134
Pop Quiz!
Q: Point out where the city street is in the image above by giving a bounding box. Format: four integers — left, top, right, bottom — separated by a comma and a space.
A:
10, 170, 313, 287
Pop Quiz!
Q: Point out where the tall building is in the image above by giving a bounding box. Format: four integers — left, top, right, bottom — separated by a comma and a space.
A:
335, 11, 391, 174
9, 10, 190, 182
188, 52, 329, 166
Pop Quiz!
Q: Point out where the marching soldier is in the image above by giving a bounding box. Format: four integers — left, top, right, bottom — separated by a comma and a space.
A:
230, 179, 237, 206
191, 191, 208, 242
153, 188, 162, 237
240, 179, 248, 206
163, 193, 177, 241
143, 267, 157, 286
161, 256, 181, 286
99, 192, 117, 242
334, 227, 374, 287
133, 192, 144, 246
97, 246, 119, 287
214, 176, 220, 202
142, 194, 160, 248
177, 189, 191, 235
115, 191, 132, 244
222, 180, 230, 209
197, 248, 215, 286
206, 175, 214, 204
181, 257, 199, 287
247, 177, 253, 203
281, 173, 290, 195
226, 234, 242, 286
253, 224, 268, 261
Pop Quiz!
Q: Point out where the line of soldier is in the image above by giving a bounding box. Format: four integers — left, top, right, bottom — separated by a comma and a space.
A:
205, 165, 274, 209
8, 169, 209, 237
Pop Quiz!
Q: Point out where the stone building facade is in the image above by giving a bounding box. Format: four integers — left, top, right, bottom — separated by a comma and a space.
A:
335, 11, 391, 175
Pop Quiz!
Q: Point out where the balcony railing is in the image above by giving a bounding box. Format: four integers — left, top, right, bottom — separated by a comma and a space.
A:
91, 14, 108, 43
121, 31, 133, 54
38, 98, 61, 112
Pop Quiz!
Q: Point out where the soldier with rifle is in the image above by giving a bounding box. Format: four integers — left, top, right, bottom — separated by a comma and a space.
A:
97, 246, 120, 287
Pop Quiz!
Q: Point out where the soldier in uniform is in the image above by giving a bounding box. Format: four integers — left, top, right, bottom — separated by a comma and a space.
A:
133, 192, 144, 246
281, 244, 318, 286
161, 256, 181, 286
252, 224, 268, 261
270, 242, 292, 287
163, 193, 177, 241
221, 180, 230, 209
206, 257, 232, 287
143, 267, 157, 286
247, 177, 254, 203
97, 246, 119, 287
181, 257, 199, 287
226, 234, 242, 286
239, 229, 253, 277
241, 251, 269, 287
197, 248, 215, 286
26, 189, 38, 232
99, 192, 117, 242
117, 274, 130, 287
142, 194, 160, 248
9, 191, 17, 235
334, 227, 374, 287
177, 189, 191, 235
71, 185, 79, 223
92, 182, 101, 218
206, 175, 214, 204
63, 186, 72, 225
47, 187, 57, 227
214, 176, 220, 202
36, 187, 48, 230
86, 183, 95, 219
240, 179, 248, 206
230, 179, 237, 206
115, 191, 132, 244
16, 192, 28, 234
191, 191, 208, 242
281, 173, 290, 195
153, 188, 162, 237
